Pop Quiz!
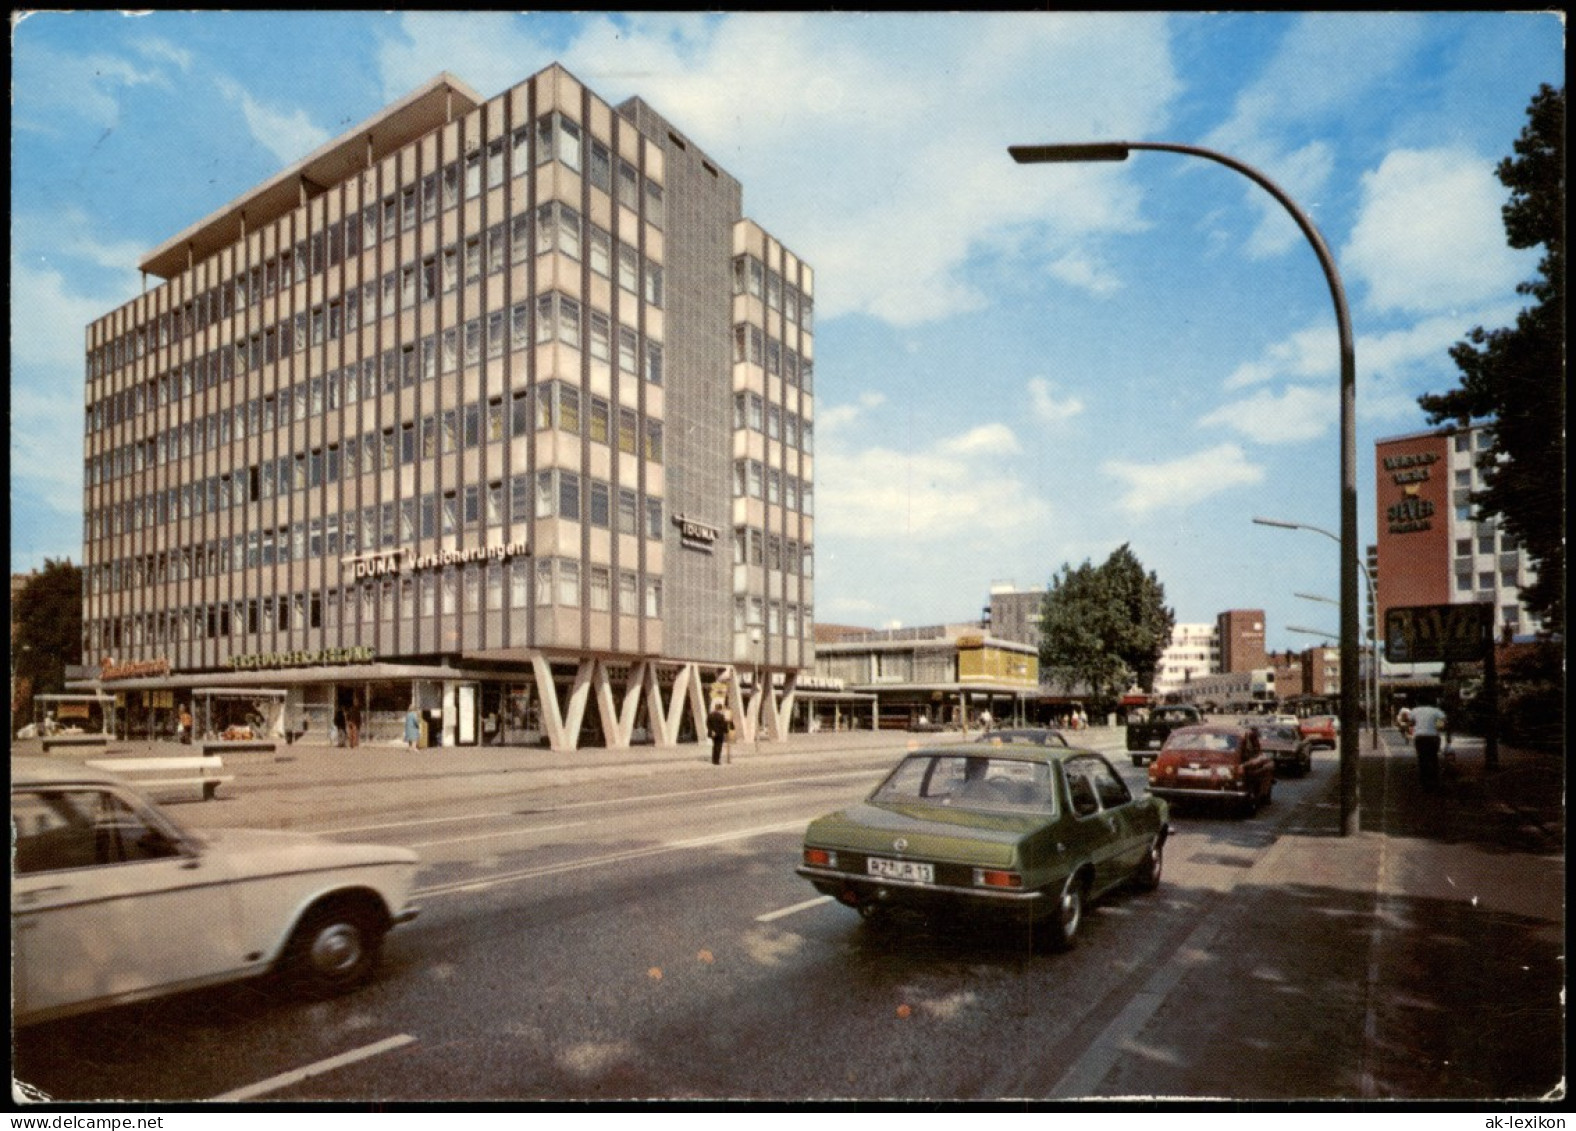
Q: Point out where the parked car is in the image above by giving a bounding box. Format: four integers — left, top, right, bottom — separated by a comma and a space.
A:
1299, 714, 1340, 750
1146, 725, 1274, 816
1241, 720, 1313, 777
11, 757, 421, 1026
977, 727, 1070, 748
1126, 705, 1204, 765
798, 743, 1170, 950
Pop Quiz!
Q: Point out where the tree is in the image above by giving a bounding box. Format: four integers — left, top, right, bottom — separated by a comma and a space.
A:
1038, 544, 1175, 710
1418, 84, 1565, 627
13, 559, 83, 732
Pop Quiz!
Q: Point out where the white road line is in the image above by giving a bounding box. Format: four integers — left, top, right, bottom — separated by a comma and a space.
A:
214, 1034, 416, 1101
756, 895, 834, 922
415, 816, 815, 898
314, 768, 880, 837
411, 819, 591, 849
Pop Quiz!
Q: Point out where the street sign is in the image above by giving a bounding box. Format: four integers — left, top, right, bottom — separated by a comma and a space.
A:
1384, 603, 1491, 663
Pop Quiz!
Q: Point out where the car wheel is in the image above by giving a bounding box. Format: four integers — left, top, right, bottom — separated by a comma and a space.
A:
1041, 873, 1086, 951
1132, 755, 1144, 767
281, 899, 386, 997
1133, 836, 1164, 892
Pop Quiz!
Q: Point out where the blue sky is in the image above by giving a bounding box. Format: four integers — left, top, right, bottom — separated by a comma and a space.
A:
10, 12, 1563, 653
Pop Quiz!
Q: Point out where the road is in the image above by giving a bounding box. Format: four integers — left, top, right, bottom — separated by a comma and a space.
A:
13, 730, 1339, 1102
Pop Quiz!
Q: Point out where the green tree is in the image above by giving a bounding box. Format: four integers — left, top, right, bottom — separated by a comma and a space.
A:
1038, 544, 1174, 710
1418, 84, 1564, 627
13, 559, 83, 731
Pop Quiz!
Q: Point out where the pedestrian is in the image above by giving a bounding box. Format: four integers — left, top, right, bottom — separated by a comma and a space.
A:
404, 706, 421, 751
333, 707, 346, 748
178, 705, 192, 745
1394, 704, 1414, 739
979, 709, 993, 732
706, 705, 729, 765
1409, 698, 1449, 791
345, 704, 361, 749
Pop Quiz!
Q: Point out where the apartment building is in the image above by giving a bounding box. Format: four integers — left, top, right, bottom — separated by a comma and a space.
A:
1375, 424, 1542, 642
80, 64, 814, 751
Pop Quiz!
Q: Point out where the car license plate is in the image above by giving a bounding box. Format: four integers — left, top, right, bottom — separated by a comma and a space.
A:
867, 857, 934, 883
1178, 766, 1211, 779
1148, 739, 1161, 748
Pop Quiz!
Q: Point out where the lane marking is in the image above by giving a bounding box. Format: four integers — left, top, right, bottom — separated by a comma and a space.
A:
315, 767, 881, 838
411, 819, 591, 849
415, 817, 815, 899
214, 1034, 416, 1101
756, 895, 834, 923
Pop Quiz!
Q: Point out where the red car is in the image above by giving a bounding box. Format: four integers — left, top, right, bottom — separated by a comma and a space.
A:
1146, 725, 1274, 817
1299, 715, 1339, 750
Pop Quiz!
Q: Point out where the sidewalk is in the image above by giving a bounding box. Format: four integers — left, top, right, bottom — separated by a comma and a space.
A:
1088, 728, 1566, 1101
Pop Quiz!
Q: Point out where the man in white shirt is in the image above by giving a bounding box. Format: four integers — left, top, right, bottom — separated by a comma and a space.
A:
1409, 698, 1449, 791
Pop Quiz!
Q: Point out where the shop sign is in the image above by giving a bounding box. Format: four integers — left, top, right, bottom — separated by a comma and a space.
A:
1386, 488, 1435, 535
672, 513, 720, 552
229, 646, 375, 671
1385, 603, 1489, 663
342, 541, 528, 579
101, 657, 171, 682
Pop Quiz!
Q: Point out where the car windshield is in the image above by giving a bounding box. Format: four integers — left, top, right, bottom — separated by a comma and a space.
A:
1166, 731, 1240, 753
873, 754, 1056, 813
1259, 726, 1299, 742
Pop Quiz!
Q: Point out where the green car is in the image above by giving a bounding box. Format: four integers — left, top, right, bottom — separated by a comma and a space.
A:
797, 743, 1170, 949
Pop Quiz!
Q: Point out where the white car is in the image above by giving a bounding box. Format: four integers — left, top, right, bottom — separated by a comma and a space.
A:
11, 757, 420, 1026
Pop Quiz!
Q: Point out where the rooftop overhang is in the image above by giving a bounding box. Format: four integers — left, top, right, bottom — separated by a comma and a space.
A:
139, 73, 483, 281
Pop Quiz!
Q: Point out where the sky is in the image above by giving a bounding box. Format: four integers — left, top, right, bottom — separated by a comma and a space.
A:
9, 11, 1564, 654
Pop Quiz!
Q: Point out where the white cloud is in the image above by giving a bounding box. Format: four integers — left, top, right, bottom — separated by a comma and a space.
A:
1103, 443, 1264, 514
1027, 378, 1086, 424
1344, 147, 1533, 315
818, 425, 1051, 542
1202, 13, 1431, 257
1223, 324, 1337, 390
377, 12, 1178, 325
11, 37, 172, 132
1198, 385, 1334, 444
818, 392, 887, 432
215, 76, 332, 167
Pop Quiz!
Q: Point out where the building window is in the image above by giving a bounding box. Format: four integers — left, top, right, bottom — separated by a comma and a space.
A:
558, 560, 580, 607
589, 566, 610, 612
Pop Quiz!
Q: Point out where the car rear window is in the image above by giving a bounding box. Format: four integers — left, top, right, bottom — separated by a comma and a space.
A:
1165, 731, 1239, 753
874, 754, 1056, 812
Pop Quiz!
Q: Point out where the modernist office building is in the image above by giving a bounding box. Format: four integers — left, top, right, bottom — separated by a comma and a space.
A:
81, 64, 815, 751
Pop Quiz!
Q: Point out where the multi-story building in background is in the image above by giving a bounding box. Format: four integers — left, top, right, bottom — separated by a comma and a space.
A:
1151, 622, 1220, 698
1216, 609, 1267, 674
1375, 424, 1542, 642
986, 582, 1045, 651
79, 64, 813, 751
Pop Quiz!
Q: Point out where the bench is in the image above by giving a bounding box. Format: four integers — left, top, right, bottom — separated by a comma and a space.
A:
40, 734, 111, 753
201, 740, 277, 758
88, 756, 234, 802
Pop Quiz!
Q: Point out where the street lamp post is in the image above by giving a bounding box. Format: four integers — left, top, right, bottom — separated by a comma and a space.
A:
1013, 141, 1359, 835
1293, 590, 1381, 745
1257, 516, 1382, 753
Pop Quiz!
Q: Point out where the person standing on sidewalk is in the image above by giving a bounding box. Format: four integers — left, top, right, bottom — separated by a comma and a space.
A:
346, 703, 362, 749
1409, 697, 1449, 791
404, 706, 421, 751
707, 705, 729, 765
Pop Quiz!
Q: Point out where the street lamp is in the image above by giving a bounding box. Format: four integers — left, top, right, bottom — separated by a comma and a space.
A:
1257, 516, 1382, 752
1013, 141, 1359, 835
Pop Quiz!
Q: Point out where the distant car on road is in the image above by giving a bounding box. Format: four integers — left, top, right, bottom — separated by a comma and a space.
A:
1299, 714, 1340, 750
1146, 725, 1275, 816
1127, 705, 1205, 766
11, 757, 421, 1027
1240, 719, 1313, 777
977, 727, 1071, 748
798, 743, 1170, 950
